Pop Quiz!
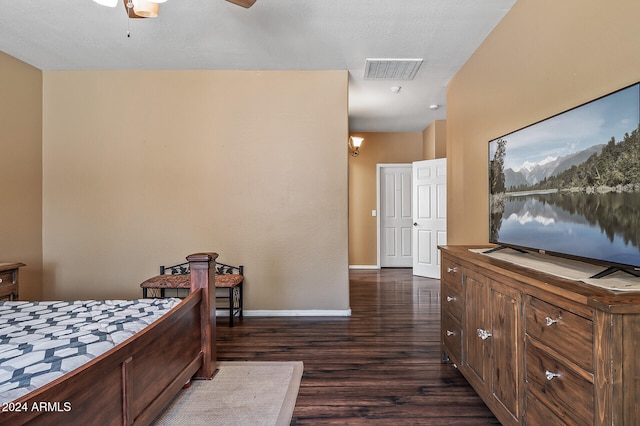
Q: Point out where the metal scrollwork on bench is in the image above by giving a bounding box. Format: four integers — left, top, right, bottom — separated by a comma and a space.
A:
160, 261, 189, 275
160, 261, 243, 277
146, 260, 244, 327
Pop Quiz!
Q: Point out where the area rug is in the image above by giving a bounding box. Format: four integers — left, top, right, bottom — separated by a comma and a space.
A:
153, 361, 303, 426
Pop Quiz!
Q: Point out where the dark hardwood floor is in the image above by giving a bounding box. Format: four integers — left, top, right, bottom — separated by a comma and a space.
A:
216, 268, 499, 425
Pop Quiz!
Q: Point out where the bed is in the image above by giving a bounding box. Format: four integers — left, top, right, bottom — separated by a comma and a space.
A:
1, 252, 217, 425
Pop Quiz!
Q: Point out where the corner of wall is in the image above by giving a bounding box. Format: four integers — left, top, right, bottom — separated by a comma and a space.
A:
422, 120, 447, 160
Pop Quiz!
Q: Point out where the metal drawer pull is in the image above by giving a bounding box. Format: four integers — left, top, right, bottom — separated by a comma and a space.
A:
447, 267, 458, 273
446, 330, 456, 336
545, 370, 561, 381
477, 328, 492, 340
545, 316, 558, 326
446, 296, 457, 302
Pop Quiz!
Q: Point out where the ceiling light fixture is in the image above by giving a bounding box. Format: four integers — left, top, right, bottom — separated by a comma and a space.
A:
390, 86, 401, 93
349, 136, 364, 157
92, 0, 161, 17
94, 0, 256, 18
129, 0, 159, 18
93, 0, 118, 6
429, 104, 440, 110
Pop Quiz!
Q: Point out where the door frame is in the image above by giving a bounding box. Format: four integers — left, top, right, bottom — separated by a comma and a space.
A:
376, 163, 413, 269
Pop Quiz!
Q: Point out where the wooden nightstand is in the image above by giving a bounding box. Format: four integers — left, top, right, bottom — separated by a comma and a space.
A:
0, 262, 25, 301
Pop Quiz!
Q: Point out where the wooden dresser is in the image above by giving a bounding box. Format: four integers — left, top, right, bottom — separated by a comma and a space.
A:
440, 245, 640, 426
0, 262, 25, 301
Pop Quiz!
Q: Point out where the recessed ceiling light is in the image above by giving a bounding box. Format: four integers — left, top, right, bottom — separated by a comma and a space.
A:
429, 104, 440, 110
390, 86, 401, 93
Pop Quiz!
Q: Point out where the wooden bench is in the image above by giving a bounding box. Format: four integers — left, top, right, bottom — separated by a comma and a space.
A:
141, 261, 244, 327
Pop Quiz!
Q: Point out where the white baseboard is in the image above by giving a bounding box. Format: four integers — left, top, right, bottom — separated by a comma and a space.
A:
349, 265, 380, 270
234, 309, 352, 317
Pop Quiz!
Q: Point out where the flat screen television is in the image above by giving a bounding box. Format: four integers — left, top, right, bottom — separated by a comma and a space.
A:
488, 82, 640, 278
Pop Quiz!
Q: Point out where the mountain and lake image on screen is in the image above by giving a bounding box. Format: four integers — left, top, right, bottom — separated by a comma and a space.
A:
489, 83, 640, 273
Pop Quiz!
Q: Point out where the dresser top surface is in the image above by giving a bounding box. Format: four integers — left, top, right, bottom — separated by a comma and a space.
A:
0, 263, 26, 273
439, 245, 640, 314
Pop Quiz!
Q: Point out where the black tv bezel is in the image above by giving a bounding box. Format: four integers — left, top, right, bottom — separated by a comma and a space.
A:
487, 81, 640, 276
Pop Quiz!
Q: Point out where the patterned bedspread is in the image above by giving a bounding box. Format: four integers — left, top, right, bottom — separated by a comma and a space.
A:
0, 298, 181, 404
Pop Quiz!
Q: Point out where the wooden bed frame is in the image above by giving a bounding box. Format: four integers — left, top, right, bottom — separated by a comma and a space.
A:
3, 252, 218, 426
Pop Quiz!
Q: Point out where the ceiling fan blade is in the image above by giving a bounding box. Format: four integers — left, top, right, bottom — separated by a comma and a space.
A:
225, 0, 257, 8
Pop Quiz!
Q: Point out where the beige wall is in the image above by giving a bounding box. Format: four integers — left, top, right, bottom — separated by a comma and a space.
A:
446, 0, 640, 245
423, 119, 446, 160
42, 70, 350, 311
348, 132, 423, 266
10, 0, 638, 303
0, 51, 43, 300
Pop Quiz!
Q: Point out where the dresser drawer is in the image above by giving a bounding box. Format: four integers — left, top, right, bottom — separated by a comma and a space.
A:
0, 284, 17, 299
0, 271, 17, 300
525, 390, 577, 426
441, 257, 462, 289
525, 296, 593, 371
441, 281, 463, 323
441, 312, 462, 365
525, 341, 593, 426
0, 271, 14, 285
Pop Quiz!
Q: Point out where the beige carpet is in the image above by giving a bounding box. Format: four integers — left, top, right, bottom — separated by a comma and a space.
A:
153, 361, 303, 426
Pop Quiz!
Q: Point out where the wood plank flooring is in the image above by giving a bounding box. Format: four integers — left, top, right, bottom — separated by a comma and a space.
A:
216, 268, 499, 425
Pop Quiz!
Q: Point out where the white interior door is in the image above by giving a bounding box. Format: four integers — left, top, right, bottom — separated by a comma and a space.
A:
412, 158, 447, 278
379, 165, 413, 267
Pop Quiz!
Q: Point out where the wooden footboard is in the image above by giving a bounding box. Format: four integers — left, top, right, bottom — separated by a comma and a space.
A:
2, 252, 217, 426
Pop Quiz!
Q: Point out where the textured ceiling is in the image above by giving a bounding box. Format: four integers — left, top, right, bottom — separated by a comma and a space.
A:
0, 0, 516, 132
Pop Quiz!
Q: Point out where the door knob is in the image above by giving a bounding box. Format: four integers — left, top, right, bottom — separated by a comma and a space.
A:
413, 222, 418, 226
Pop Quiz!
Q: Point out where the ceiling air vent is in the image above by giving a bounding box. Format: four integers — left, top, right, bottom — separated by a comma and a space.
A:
364, 58, 423, 80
